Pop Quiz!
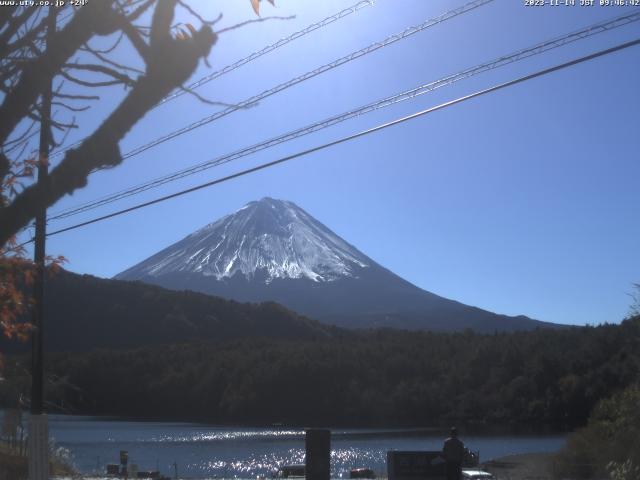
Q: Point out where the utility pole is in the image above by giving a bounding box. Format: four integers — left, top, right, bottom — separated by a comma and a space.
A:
29, 6, 56, 480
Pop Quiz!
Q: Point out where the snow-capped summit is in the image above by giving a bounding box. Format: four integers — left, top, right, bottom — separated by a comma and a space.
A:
116, 197, 370, 283
116, 198, 555, 333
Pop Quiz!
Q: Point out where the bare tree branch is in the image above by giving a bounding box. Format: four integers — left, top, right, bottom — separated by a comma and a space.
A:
0, 1, 120, 145
0, 7, 37, 49
52, 118, 75, 148
63, 62, 136, 86
0, 153, 9, 179
178, 85, 254, 109
125, 0, 156, 23
50, 116, 78, 132
53, 92, 100, 101
51, 101, 90, 113
177, 1, 222, 26
0, 12, 47, 59
82, 31, 125, 55
0, 6, 18, 32
0, 5, 217, 245
3, 135, 33, 160
1, 118, 37, 149
118, 16, 150, 62
150, 0, 175, 49
81, 44, 144, 74
216, 15, 295, 34
59, 69, 127, 88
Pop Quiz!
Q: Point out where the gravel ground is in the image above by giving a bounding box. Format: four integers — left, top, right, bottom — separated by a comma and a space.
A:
481, 452, 555, 480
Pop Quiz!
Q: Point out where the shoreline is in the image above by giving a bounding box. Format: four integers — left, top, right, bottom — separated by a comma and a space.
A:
47, 453, 560, 480
48, 453, 560, 480
1, 409, 572, 436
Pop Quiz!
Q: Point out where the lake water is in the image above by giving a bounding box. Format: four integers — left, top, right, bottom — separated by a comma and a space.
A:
15, 414, 564, 479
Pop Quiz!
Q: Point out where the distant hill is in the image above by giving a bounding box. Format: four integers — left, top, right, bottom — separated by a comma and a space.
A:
117, 197, 558, 332
2, 269, 335, 354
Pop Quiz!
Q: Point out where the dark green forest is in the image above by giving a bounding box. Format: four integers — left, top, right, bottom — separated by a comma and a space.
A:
0, 270, 336, 354
3, 315, 638, 429
2, 271, 638, 430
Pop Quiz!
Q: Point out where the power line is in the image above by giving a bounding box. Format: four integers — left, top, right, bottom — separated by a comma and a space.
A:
37, 36, 640, 241
116, 0, 493, 162
48, 0, 376, 157
48, 10, 640, 221
160, 0, 376, 105
48, 0, 494, 165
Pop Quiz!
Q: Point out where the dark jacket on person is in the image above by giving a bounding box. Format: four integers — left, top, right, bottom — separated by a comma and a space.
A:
443, 436, 465, 463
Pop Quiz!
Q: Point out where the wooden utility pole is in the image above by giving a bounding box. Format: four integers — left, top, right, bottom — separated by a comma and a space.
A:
29, 6, 56, 480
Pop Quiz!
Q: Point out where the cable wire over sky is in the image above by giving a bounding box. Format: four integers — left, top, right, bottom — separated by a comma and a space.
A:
160, 0, 376, 105
115, 0, 494, 163
34, 36, 640, 242
48, 0, 377, 157
48, 0, 494, 164
48, 10, 640, 222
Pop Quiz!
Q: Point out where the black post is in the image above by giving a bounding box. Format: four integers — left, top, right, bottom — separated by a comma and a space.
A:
305, 429, 330, 480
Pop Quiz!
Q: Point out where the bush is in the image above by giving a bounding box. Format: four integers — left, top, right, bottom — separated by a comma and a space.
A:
607, 460, 640, 480
0, 440, 76, 480
553, 385, 640, 479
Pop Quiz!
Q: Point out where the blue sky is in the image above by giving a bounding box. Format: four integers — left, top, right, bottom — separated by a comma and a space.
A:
25, 0, 640, 326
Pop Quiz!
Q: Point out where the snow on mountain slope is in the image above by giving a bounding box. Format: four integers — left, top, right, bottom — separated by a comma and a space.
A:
116, 197, 556, 332
116, 197, 370, 283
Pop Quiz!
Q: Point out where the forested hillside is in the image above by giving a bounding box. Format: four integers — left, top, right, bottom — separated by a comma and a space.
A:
11, 315, 636, 429
0, 270, 335, 354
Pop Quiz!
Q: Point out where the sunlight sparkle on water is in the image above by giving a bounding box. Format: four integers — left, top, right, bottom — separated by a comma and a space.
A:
149, 430, 305, 443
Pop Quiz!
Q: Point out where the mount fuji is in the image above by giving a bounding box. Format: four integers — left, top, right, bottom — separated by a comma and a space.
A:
116, 197, 554, 332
